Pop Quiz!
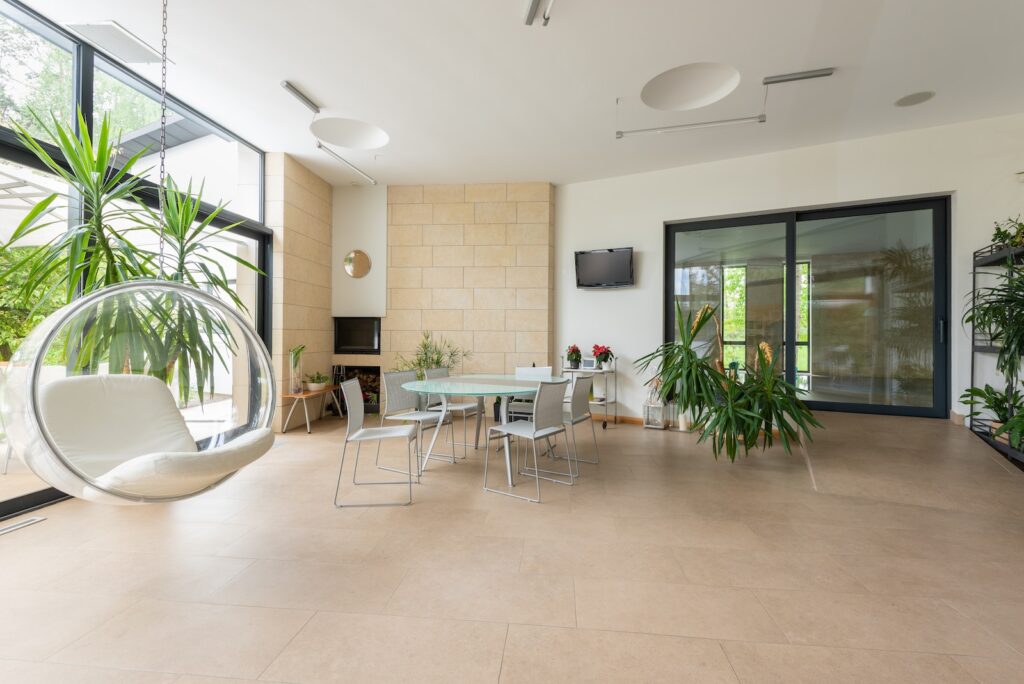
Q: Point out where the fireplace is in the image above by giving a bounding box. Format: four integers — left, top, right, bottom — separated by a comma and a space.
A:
332, 364, 380, 414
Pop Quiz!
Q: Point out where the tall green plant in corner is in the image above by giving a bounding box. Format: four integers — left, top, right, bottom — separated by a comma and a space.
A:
1, 109, 263, 405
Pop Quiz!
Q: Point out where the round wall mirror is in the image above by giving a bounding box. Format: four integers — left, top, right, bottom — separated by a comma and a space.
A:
344, 250, 372, 278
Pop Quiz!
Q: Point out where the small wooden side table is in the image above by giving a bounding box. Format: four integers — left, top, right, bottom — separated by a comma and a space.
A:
282, 384, 343, 434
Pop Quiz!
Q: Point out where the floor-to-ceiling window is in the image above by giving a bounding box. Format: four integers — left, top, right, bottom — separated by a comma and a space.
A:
0, 0, 271, 519
665, 197, 950, 417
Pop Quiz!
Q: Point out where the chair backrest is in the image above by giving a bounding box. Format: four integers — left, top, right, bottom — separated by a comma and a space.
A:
515, 366, 552, 380
381, 370, 419, 415
39, 374, 197, 477
341, 378, 365, 437
424, 367, 449, 406
533, 379, 570, 432
570, 375, 593, 420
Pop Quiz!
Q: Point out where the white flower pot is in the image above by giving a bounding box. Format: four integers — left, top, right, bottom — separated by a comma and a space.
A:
306, 382, 328, 392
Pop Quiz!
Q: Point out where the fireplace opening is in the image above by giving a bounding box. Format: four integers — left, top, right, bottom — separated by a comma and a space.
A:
332, 364, 381, 414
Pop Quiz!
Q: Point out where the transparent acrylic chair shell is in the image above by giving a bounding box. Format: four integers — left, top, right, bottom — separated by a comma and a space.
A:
0, 281, 277, 505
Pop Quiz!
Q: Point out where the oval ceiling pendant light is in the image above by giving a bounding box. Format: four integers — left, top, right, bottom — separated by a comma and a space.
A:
641, 62, 741, 111
309, 117, 389, 150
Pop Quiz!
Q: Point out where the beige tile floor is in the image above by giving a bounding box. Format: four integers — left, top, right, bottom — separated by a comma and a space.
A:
2, 412, 1024, 683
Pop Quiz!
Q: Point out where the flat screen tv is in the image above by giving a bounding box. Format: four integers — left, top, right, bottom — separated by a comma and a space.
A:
333, 317, 381, 354
575, 247, 634, 288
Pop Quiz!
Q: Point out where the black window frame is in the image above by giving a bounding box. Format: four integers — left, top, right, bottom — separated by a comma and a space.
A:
664, 196, 951, 419
0, 0, 273, 520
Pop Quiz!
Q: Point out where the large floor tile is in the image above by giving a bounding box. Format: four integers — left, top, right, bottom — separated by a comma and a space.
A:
945, 598, 1024, 655
216, 525, 383, 563
573, 578, 785, 642
49, 552, 253, 602
756, 589, 1007, 656
500, 624, 738, 683
830, 554, 1024, 599
613, 515, 769, 550
722, 642, 976, 683
51, 599, 312, 679
0, 659, 177, 684
261, 611, 506, 683
953, 656, 1024, 684
0, 589, 136, 661
675, 547, 867, 593
386, 568, 576, 626
521, 538, 688, 583
365, 530, 524, 572
206, 558, 406, 612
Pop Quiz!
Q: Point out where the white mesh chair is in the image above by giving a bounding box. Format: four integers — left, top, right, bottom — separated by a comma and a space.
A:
425, 367, 482, 453
334, 378, 416, 508
565, 374, 599, 470
380, 370, 454, 474
484, 378, 570, 503
508, 366, 552, 420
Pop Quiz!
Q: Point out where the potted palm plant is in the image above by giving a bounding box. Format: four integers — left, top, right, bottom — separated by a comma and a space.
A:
393, 331, 470, 379
635, 303, 720, 433
2, 110, 264, 406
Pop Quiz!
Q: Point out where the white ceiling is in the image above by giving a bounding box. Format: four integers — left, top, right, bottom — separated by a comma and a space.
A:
23, 0, 1024, 187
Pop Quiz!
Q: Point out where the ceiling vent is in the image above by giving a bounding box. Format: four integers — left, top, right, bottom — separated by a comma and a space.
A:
65, 21, 164, 64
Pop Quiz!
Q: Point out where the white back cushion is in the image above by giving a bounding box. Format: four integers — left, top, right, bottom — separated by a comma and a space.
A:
39, 375, 197, 477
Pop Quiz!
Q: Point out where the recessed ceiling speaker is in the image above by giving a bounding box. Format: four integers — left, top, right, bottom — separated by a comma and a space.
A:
895, 91, 935, 107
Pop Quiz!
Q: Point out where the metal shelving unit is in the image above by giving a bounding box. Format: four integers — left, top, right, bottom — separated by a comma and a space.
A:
559, 357, 618, 429
968, 243, 1024, 465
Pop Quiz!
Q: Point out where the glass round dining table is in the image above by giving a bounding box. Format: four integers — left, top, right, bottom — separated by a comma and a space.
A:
401, 373, 562, 487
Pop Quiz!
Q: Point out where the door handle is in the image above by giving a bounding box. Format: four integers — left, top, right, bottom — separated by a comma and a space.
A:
938, 318, 947, 344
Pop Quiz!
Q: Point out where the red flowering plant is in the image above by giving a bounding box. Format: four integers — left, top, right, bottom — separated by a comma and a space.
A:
566, 344, 582, 363
592, 344, 614, 363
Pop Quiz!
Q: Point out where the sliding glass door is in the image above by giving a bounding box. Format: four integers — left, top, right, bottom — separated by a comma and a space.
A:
665, 198, 950, 417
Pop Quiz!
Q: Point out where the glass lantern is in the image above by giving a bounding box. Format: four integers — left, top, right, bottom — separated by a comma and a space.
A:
642, 382, 668, 430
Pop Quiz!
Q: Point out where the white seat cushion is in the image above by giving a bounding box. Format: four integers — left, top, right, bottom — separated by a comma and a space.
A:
40, 374, 197, 478
350, 425, 416, 442
384, 410, 448, 424
94, 428, 274, 497
429, 401, 479, 413
489, 420, 563, 440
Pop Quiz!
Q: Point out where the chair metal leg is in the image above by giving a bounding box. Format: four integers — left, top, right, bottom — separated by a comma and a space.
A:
483, 428, 541, 503
570, 417, 600, 465
520, 431, 575, 486
336, 437, 414, 508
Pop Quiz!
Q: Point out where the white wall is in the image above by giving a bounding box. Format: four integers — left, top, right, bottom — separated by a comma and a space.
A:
332, 184, 387, 317
556, 113, 1024, 418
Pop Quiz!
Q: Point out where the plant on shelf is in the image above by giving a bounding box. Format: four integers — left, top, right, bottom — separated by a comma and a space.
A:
991, 216, 1024, 249
305, 371, 330, 391
993, 412, 1024, 449
393, 331, 471, 379
963, 265, 1024, 384
566, 344, 582, 369
960, 384, 1023, 444
592, 344, 614, 369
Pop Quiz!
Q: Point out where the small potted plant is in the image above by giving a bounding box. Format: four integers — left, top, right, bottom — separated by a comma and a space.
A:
566, 344, 582, 369
992, 216, 1024, 249
961, 384, 1023, 445
593, 344, 614, 370
288, 344, 306, 393
305, 371, 330, 392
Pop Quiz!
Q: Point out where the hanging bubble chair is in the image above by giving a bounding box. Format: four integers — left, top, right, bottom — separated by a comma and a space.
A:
0, 281, 276, 504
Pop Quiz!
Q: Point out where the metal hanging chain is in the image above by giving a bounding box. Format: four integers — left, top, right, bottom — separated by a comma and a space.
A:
157, 0, 168, 273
